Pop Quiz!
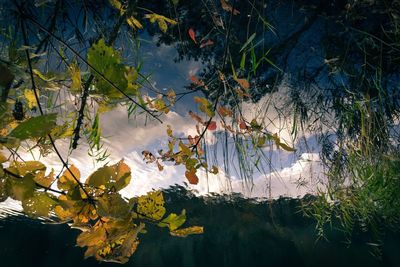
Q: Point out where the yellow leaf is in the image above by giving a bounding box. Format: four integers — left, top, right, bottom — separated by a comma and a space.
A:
126, 16, 143, 29
32, 69, 55, 82
86, 160, 131, 191
69, 63, 81, 91
58, 165, 80, 191
170, 226, 204, 237
136, 190, 166, 220
0, 152, 7, 164
145, 13, 177, 33
24, 89, 38, 109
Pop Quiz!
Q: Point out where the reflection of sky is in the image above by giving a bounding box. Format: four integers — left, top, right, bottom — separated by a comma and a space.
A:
5, 16, 326, 201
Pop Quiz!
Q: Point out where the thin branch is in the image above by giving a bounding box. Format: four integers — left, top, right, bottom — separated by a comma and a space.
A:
21, 12, 162, 123
17, 2, 93, 202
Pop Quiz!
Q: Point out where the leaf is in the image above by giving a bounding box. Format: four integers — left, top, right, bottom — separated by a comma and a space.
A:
33, 169, 55, 188
158, 209, 186, 231
69, 63, 81, 91
185, 169, 199, 185
7, 161, 46, 176
239, 120, 247, 130
126, 16, 143, 29
87, 39, 128, 98
200, 39, 214, 48
136, 190, 166, 220
277, 142, 296, 152
145, 13, 177, 33
77, 226, 107, 248
170, 226, 204, 237
217, 106, 233, 117
32, 69, 55, 82
57, 165, 80, 191
9, 113, 58, 140
239, 33, 256, 53
166, 125, 173, 137
235, 78, 250, 90
188, 28, 197, 44
188, 110, 204, 124
194, 96, 215, 117
220, 0, 240, 15
24, 89, 38, 109
86, 160, 131, 191
0, 152, 7, 164
22, 192, 57, 218
207, 121, 217, 131
189, 75, 205, 87
97, 193, 131, 219
7, 174, 35, 201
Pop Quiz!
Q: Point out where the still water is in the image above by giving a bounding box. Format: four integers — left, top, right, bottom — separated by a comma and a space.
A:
1, 187, 399, 267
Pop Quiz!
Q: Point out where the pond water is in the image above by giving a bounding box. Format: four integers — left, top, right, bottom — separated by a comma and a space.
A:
1, 187, 400, 267
1, 0, 400, 266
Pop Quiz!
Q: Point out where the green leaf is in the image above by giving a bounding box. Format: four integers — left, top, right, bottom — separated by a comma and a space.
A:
239, 33, 256, 53
87, 39, 129, 98
9, 113, 57, 140
22, 192, 57, 218
158, 209, 186, 231
6, 174, 35, 201
86, 160, 131, 191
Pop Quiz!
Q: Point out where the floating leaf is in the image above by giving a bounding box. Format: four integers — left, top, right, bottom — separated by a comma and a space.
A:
57, 165, 80, 191
86, 160, 131, 191
9, 113, 57, 140
217, 106, 233, 117
136, 190, 166, 220
97, 193, 130, 219
188, 28, 197, 44
22, 191, 57, 218
32, 69, 55, 82
158, 209, 186, 231
6, 174, 35, 201
211, 165, 219, 174
33, 169, 55, 188
170, 226, 204, 237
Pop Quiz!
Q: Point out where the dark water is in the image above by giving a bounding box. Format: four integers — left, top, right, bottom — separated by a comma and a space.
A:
0, 187, 400, 267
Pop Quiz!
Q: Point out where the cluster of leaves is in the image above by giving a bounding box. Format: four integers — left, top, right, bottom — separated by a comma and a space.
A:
0, 153, 202, 263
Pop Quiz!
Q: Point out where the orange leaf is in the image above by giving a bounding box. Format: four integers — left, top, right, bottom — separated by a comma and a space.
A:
188, 28, 197, 44
190, 75, 205, 87
220, 0, 240, 15
207, 121, 217, 131
200, 39, 214, 48
189, 110, 204, 124
217, 106, 233, 117
235, 78, 250, 90
185, 170, 199, 184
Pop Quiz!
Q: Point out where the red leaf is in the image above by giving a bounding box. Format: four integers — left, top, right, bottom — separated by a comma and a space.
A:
200, 39, 214, 48
207, 121, 217, 131
188, 28, 197, 44
220, 0, 240, 15
185, 170, 199, 185
239, 120, 247, 130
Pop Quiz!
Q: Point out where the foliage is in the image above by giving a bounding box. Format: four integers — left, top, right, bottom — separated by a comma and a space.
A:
0, 153, 202, 263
